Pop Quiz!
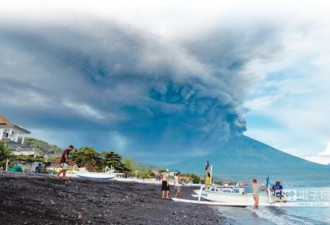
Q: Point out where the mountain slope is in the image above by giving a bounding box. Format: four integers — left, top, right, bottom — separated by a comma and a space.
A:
174, 136, 330, 186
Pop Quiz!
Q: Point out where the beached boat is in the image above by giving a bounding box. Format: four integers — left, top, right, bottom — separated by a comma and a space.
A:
174, 162, 287, 207
75, 171, 116, 180
193, 185, 287, 205
73, 166, 116, 180
172, 197, 288, 207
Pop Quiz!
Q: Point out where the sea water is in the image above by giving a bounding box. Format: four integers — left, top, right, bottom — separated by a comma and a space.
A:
218, 187, 330, 225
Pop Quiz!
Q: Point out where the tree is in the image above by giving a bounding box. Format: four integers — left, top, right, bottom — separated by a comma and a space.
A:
101, 151, 129, 173
66, 147, 129, 173
124, 157, 136, 173
70, 147, 101, 171
0, 141, 12, 170
136, 169, 155, 179
24, 138, 63, 154
181, 173, 203, 184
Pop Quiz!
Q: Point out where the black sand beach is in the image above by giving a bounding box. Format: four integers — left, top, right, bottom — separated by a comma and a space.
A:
0, 173, 226, 225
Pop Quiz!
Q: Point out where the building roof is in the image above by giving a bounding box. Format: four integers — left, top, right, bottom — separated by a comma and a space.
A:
0, 115, 31, 134
0, 125, 31, 134
0, 115, 13, 125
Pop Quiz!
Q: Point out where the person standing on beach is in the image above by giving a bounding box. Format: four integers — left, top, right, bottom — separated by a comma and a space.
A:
56, 145, 74, 179
174, 172, 184, 198
161, 169, 170, 199
252, 178, 261, 209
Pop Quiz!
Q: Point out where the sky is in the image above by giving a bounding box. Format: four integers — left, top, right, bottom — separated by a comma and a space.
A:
0, 0, 330, 165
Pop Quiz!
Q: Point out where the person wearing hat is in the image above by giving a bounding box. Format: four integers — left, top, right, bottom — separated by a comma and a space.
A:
161, 169, 170, 199
252, 178, 261, 209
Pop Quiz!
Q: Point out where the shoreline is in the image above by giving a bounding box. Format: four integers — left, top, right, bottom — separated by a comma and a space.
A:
0, 172, 225, 225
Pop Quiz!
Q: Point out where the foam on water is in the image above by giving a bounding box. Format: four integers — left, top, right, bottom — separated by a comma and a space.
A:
247, 206, 318, 225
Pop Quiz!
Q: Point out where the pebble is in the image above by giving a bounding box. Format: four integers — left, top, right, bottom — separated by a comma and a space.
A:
0, 173, 223, 225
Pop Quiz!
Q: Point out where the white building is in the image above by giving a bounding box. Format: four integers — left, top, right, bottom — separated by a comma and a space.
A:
0, 115, 30, 144
0, 115, 33, 155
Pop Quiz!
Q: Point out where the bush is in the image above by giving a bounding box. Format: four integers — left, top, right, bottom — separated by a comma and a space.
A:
0, 141, 12, 170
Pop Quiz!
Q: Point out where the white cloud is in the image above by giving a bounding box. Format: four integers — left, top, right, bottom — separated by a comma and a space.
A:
62, 100, 106, 120
318, 143, 330, 156
108, 132, 128, 153
0, 89, 51, 107
0, 0, 329, 163
304, 156, 330, 165
245, 129, 318, 156
2, 0, 330, 39
306, 143, 330, 164
244, 95, 279, 111
244, 17, 330, 160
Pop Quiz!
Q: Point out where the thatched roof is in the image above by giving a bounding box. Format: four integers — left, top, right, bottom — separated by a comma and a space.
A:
0, 115, 13, 125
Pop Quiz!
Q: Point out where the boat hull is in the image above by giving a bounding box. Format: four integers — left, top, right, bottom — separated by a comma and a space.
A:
200, 191, 270, 204
194, 188, 285, 204
75, 172, 116, 180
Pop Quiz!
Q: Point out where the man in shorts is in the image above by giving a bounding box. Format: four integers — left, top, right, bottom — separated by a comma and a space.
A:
56, 145, 74, 179
161, 169, 170, 199
174, 172, 184, 198
252, 178, 261, 209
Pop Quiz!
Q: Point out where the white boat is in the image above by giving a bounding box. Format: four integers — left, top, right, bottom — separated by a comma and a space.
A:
75, 171, 116, 180
172, 197, 288, 207
72, 165, 116, 180
194, 185, 287, 205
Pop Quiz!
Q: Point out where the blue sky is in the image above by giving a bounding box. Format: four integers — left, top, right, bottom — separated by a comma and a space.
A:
0, 0, 330, 165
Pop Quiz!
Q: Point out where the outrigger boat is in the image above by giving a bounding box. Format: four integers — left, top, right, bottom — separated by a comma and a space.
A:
173, 161, 287, 207
71, 165, 116, 180
174, 184, 287, 207
197, 184, 285, 205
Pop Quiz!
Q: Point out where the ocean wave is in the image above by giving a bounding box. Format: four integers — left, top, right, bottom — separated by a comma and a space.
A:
248, 206, 320, 225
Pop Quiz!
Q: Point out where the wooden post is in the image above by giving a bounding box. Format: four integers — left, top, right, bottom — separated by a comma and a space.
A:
5, 158, 9, 171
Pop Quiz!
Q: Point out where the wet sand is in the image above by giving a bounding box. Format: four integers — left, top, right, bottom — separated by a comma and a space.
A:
0, 173, 226, 225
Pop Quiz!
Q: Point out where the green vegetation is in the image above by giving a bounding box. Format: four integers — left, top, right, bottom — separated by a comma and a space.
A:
123, 157, 136, 173
136, 169, 154, 179
1, 138, 157, 176
14, 155, 44, 163
1, 141, 45, 169
70, 147, 130, 173
181, 173, 204, 184
23, 137, 63, 159
101, 151, 129, 173
0, 141, 12, 170
70, 147, 101, 171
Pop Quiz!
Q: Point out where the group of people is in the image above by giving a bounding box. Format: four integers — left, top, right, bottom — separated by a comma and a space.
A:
252, 178, 284, 209
56, 146, 184, 200
161, 169, 184, 199
56, 146, 284, 209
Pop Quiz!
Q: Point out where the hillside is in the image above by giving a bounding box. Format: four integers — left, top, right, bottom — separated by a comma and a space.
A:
174, 136, 330, 186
